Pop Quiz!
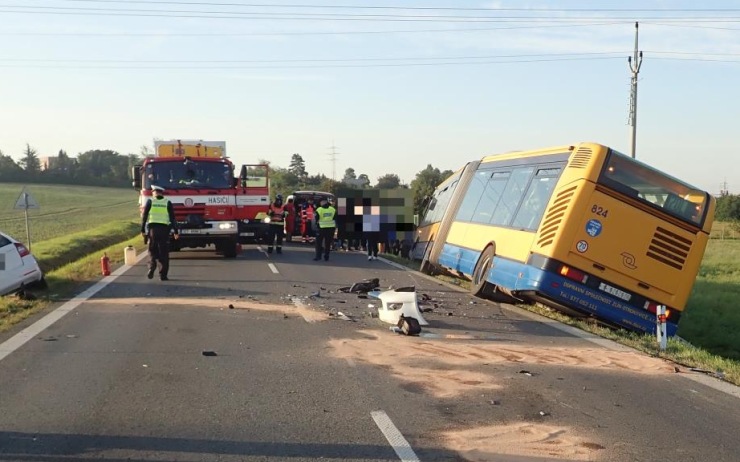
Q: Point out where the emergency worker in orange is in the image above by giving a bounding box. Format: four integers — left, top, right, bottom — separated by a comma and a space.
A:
301, 198, 316, 244
266, 194, 288, 254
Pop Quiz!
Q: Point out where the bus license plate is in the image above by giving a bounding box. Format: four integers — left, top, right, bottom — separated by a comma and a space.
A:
598, 282, 632, 302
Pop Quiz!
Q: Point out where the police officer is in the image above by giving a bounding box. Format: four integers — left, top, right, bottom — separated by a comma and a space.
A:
266, 194, 288, 254
313, 197, 336, 261
140, 185, 179, 280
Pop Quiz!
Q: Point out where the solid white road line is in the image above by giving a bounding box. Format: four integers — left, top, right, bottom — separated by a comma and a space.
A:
0, 251, 147, 363
371, 410, 420, 462
268, 263, 279, 274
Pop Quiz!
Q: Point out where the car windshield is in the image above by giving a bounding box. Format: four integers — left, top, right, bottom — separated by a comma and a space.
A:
144, 160, 233, 190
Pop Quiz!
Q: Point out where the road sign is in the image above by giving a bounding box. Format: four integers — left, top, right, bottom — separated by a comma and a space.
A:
14, 191, 40, 210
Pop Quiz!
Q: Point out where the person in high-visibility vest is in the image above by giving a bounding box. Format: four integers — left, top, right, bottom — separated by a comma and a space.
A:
140, 185, 179, 281
266, 194, 288, 254
313, 197, 336, 261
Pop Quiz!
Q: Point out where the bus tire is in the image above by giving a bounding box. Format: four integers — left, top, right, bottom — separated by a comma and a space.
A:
470, 246, 494, 296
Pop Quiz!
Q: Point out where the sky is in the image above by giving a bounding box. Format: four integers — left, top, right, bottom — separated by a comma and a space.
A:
0, 0, 738, 194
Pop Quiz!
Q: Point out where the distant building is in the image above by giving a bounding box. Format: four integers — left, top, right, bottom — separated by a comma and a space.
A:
39, 156, 59, 171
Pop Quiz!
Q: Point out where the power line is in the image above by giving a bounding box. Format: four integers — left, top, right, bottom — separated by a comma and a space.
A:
0, 56, 630, 70
3, 54, 738, 69
27, 1, 740, 14
5, 5, 740, 22
0, 21, 628, 36
0, 51, 630, 63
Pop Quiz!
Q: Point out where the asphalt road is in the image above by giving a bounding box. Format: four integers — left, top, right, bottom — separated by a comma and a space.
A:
0, 242, 739, 462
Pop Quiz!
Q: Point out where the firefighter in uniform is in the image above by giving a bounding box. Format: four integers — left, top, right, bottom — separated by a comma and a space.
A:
140, 185, 179, 280
313, 197, 336, 261
266, 194, 288, 254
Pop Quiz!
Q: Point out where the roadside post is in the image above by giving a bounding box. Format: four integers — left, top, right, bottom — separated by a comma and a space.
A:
13, 187, 40, 251
656, 305, 667, 351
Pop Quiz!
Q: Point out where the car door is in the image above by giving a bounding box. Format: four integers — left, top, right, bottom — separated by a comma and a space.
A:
0, 234, 23, 295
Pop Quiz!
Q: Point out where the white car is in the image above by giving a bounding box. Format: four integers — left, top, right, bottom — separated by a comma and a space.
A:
0, 231, 45, 296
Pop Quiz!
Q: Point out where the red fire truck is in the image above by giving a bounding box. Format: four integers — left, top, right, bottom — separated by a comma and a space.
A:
132, 140, 270, 257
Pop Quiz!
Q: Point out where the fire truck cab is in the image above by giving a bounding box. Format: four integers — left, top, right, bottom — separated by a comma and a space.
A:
132, 140, 269, 258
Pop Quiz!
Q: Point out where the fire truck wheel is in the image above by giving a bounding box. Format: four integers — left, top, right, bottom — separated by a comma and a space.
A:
223, 239, 238, 258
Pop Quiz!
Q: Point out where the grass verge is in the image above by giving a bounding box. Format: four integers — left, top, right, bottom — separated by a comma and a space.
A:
0, 226, 146, 332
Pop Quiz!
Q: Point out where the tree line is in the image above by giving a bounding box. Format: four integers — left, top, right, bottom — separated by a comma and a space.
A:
0, 144, 138, 188
0, 147, 453, 215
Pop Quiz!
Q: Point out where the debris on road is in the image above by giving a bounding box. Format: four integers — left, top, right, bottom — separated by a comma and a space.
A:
336, 312, 354, 322
338, 278, 380, 294
202, 351, 218, 357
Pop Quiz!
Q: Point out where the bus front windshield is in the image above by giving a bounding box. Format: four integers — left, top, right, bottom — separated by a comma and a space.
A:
598, 150, 708, 227
144, 160, 234, 190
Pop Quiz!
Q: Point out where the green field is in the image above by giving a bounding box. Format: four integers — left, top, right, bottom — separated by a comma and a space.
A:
680, 238, 740, 360
0, 183, 139, 244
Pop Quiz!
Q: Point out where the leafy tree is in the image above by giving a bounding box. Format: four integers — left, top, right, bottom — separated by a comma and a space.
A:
375, 173, 401, 189
356, 173, 370, 188
269, 166, 301, 198
19, 143, 41, 174
53, 149, 75, 173
317, 178, 343, 196
288, 153, 307, 178
0, 150, 24, 181
76, 149, 130, 187
343, 167, 356, 181
715, 194, 740, 221
410, 164, 454, 215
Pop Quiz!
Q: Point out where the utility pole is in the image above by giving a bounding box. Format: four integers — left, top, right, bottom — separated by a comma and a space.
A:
720, 179, 729, 196
627, 21, 643, 159
328, 142, 339, 181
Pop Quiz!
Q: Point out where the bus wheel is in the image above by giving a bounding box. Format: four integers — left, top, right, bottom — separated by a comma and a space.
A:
470, 247, 494, 296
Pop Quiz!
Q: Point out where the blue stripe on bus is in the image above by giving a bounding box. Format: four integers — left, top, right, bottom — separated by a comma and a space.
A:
439, 243, 478, 275
438, 242, 674, 336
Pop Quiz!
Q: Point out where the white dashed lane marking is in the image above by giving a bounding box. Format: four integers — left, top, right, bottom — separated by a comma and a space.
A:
268, 263, 279, 274
371, 410, 420, 461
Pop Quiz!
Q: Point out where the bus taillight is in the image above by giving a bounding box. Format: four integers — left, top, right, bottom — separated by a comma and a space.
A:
559, 265, 588, 284
645, 301, 671, 319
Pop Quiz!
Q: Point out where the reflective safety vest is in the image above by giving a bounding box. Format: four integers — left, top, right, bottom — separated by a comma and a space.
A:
148, 197, 171, 225
268, 203, 286, 225
316, 205, 336, 228
302, 205, 315, 221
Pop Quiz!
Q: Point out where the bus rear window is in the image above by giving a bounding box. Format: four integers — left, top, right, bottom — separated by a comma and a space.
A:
598, 150, 708, 227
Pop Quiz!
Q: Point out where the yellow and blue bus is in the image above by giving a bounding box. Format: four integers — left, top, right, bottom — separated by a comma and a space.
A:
414, 142, 715, 335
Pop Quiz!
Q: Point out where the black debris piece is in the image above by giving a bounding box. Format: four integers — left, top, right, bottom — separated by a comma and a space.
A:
202, 351, 218, 357
338, 278, 380, 294
228, 304, 234, 309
